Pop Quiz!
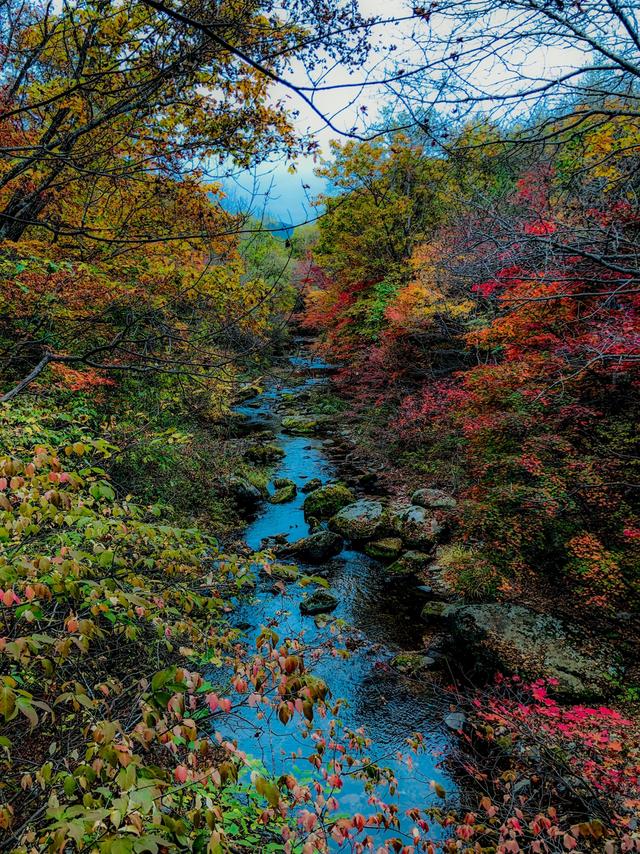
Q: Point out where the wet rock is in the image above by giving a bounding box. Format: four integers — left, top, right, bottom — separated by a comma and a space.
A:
227, 476, 263, 508
244, 442, 285, 463
443, 603, 620, 701
391, 652, 436, 676
303, 484, 355, 520
388, 504, 444, 550
273, 477, 295, 489
329, 499, 386, 541
283, 531, 344, 563
411, 488, 457, 510
387, 550, 431, 578
301, 478, 322, 493
270, 483, 297, 504
416, 584, 434, 596
444, 712, 466, 732
281, 415, 326, 435
300, 589, 339, 615
260, 563, 298, 582
364, 537, 403, 560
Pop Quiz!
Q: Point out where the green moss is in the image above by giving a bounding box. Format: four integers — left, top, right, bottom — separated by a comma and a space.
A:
303, 484, 355, 520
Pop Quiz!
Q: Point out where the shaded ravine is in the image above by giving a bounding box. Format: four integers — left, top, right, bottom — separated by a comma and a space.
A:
229, 345, 456, 843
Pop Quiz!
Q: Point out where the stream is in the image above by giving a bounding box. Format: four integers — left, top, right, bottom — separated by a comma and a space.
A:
229, 344, 455, 845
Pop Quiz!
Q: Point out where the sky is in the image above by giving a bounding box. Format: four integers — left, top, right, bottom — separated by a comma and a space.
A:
218, 0, 419, 226
219, 0, 591, 228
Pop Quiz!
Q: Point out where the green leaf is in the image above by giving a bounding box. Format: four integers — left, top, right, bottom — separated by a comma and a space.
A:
0, 685, 16, 721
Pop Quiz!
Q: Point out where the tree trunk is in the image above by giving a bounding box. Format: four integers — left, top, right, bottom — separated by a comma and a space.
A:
0, 190, 50, 242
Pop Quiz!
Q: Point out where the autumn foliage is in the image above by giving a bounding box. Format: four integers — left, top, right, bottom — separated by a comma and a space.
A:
298, 113, 640, 610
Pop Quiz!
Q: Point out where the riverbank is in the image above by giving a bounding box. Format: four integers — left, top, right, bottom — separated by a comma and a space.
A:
276, 347, 640, 707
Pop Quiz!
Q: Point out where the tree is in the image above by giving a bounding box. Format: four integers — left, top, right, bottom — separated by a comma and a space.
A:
0, 0, 375, 399
0, 0, 371, 245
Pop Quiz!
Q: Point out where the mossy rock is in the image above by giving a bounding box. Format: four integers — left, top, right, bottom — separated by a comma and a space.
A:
391, 652, 436, 676
387, 550, 431, 577
364, 537, 403, 560
411, 488, 457, 510
303, 484, 355, 520
443, 603, 621, 701
283, 530, 344, 563
328, 499, 386, 541
270, 484, 297, 504
301, 478, 322, 493
300, 589, 339, 615
260, 563, 298, 582
388, 504, 444, 550
227, 476, 263, 507
420, 601, 448, 621
273, 477, 295, 489
236, 382, 263, 401
281, 415, 325, 435
244, 442, 285, 463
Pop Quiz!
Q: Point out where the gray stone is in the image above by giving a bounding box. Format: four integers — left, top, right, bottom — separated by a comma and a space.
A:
283, 531, 344, 563
388, 503, 444, 549
329, 499, 386, 541
443, 603, 620, 701
301, 478, 322, 493
227, 477, 263, 507
411, 488, 457, 510
513, 779, 532, 795
300, 589, 339, 616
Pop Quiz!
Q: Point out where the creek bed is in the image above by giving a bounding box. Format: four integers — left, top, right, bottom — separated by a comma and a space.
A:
228, 346, 456, 844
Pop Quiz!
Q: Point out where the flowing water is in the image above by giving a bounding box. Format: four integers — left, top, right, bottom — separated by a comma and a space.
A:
228, 346, 455, 844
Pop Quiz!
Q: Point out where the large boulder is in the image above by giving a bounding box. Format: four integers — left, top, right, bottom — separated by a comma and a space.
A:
329, 499, 386, 541
227, 477, 263, 508
388, 504, 444, 550
411, 488, 457, 511
300, 589, 339, 615
443, 603, 619, 701
283, 531, 344, 563
303, 484, 355, 520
